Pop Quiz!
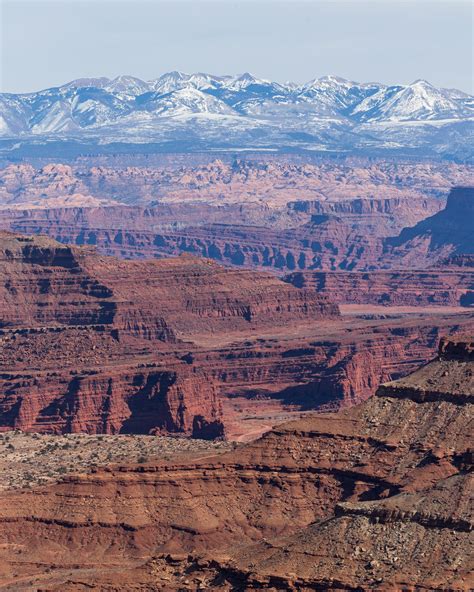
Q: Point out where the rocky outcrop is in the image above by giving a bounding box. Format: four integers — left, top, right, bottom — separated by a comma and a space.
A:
2, 231, 474, 438
0, 233, 116, 329
171, 474, 471, 591
284, 265, 474, 306
197, 318, 473, 409
0, 358, 223, 437
386, 186, 474, 267
0, 321, 225, 437
0, 336, 471, 589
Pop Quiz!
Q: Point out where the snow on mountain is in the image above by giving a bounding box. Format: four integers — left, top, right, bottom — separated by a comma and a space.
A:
25, 86, 132, 131
103, 75, 151, 97
30, 100, 79, 134
149, 71, 230, 94
61, 77, 112, 90
149, 71, 193, 94
186, 73, 232, 90
70, 88, 132, 126
352, 79, 469, 122
442, 87, 471, 100
297, 75, 383, 116
212, 73, 290, 114
0, 73, 472, 158
222, 72, 272, 92
136, 87, 235, 117
0, 95, 32, 135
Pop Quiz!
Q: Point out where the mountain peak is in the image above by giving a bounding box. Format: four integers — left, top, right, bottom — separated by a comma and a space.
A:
0, 72, 471, 155
161, 70, 188, 80
105, 75, 150, 96
318, 75, 352, 84
223, 72, 272, 91
236, 72, 258, 82
352, 78, 463, 122
303, 75, 354, 89
409, 79, 435, 89
62, 77, 111, 89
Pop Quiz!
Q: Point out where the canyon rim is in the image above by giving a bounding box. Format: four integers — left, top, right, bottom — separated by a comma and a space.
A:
0, 0, 473, 590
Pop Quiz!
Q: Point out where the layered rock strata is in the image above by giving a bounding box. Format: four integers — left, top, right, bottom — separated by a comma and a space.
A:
0, 197, 438, 272
284, 265, 474, 307
0, 231, 338, 436
0, 232, 338, 334
2, 187, 471, 273
0, 336, 472, 590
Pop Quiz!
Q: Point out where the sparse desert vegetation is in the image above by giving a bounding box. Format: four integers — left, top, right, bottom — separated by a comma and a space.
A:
0, 431, 233, 491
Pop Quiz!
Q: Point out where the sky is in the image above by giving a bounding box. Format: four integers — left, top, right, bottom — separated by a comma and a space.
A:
1, 0, 472, 94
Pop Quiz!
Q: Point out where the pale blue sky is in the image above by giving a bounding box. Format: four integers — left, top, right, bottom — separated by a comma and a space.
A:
1, 0, 472, 93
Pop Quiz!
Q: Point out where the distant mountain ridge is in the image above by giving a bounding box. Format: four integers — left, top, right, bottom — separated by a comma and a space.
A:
0, 72, 472, 158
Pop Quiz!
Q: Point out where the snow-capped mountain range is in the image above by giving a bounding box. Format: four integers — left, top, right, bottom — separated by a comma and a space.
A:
0, 72, 472, 158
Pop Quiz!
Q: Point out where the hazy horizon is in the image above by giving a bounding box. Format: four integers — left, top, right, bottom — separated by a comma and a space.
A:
1, 0, 472, 94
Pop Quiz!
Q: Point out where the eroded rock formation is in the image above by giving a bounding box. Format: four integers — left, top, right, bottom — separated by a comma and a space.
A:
284, 262, 474, 307
1, 231, 474, 439
0, 335, 471, 590
1, 158, 470, 208
0, 231, 339, 436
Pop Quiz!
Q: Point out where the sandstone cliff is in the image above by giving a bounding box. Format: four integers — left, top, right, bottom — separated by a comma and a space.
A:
2, 231, 474, 438
284, 264, 474, 307
0, 231, 342, 437
386, 186, 474, 268
0, 336, 471, 589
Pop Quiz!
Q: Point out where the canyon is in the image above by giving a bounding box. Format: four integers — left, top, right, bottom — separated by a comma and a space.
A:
1, 5, 473, 584
0, 160, 472, 273
0, 153, 473, 590
0, 334, 471, 590
1, 230, 473, 443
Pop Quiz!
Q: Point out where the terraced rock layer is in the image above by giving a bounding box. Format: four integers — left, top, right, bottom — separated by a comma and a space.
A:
0, 195, 441, 271
2, 186, 472, 273
2, 231, 474, 439
0, 336, 472, 590
284, 264, 474, 307
0, 231, 339, 436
